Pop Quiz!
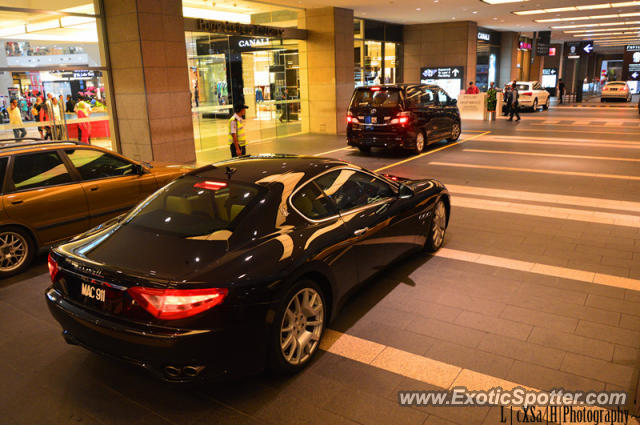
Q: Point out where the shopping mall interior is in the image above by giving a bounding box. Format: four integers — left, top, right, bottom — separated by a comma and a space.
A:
1, 1, 640, 424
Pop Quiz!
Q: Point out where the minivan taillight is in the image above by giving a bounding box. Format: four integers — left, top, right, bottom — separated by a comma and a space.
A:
347, 113, 359, 124
48, 253, 59, 282
128, 287, 228, 320
390, 111, 411, 125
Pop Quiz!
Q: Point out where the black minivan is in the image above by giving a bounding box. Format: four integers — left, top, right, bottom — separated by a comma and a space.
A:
346, 84, 462, 155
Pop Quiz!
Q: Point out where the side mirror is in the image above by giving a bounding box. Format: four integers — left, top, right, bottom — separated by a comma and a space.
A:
398, 184, 414, 199
449, 99, 457, 106
134, 163, 145, 175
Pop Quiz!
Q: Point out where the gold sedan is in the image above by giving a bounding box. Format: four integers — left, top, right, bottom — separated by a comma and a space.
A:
0, 140, 190, 277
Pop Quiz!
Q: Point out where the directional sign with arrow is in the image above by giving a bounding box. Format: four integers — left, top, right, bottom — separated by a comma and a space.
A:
583, 43, 594, 54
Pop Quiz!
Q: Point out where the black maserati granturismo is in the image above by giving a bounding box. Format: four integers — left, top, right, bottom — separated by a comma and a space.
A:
46, 154, 450, 381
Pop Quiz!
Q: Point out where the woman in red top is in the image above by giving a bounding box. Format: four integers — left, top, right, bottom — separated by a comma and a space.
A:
37, 97, 53, 140
76, 99, 91, 144
465, 81, 480, 94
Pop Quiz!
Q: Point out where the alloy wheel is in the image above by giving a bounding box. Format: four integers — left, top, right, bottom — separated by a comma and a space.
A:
280, 287, 324, 365
432, 201, 446, 248
416, 132, 425, 152
0, 231, 28, 273
451, 123, 460, 140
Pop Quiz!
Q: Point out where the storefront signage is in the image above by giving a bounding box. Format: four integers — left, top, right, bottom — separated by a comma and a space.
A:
237, 37, 270, 49
519, 41, 531, 50
623, 45, 640, 81
196, 19, 284, 38
548, 47, 557, 56
477, 32, 491, 41
73, 70, 98, 79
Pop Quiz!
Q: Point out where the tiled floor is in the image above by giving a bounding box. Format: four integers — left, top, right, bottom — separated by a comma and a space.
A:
1, 105, 640, 424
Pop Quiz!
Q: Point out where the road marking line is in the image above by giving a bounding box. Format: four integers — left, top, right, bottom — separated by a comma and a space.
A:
445, 184, 640, 214
320, 330, 636, 425
487, 135, 640, 145
429, 161, 640, 181
372, 131, 491, 173
501, 128, 640, 136
313, 147, 353, 156
451, 196, 640, 228
463, 148, 640, 163
435, 247, 640, 291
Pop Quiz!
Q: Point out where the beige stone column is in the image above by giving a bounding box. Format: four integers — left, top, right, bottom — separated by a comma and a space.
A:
300, 7, 354, 135
403, 21, 478, 94
499, 32, 519, 87
102, 0, 195, 163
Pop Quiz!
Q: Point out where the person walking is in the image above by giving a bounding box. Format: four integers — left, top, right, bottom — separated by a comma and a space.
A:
49, 96, 63, 139
466, 81, 480, 94
229, 104, 248, 158
508, 82, 521, 122
39, 96, 53, 140
558, 78, 565, 104
31, 96, 44, 138
76, 100, 91, 144
9, 99, 26, 140
65, 95, 76, 113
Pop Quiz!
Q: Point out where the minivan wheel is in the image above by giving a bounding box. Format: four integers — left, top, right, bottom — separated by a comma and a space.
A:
269, 280, 326, 374
411, 132, 425, 155
447, 122, 461, 142
0, 227, 35, 278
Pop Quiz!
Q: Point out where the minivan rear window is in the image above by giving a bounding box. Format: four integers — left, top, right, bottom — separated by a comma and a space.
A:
352, 88, 400, 108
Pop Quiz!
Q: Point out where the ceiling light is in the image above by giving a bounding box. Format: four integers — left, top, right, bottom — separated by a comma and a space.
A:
60, 16, 95, 27
0, 26, 26, 37
26, 20, 61, 33
564, 26, 640, 32
552, 20, 640, 28
536, 12, 640, 22
515, 1, 640, 15
416, 7, 421, 11
481, 0, 528, 4
182, 6, 250, 23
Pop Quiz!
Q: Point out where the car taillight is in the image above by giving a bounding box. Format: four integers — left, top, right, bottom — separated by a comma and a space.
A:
522, 92, 533, 96
621, 86, 628, 91
127, 287, 228, 320
390, 112, 410, 125
347, 113, 359, 124
194, 181, 227, 191
48, 253, 59, 282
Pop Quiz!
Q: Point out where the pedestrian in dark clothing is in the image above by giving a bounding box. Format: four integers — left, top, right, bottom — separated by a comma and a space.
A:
66, 95, 76, 113
508, 83, 521, 121
558, 79, 565, 104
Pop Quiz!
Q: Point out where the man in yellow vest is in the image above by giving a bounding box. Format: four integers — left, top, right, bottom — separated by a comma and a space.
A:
229, 104, 248, 157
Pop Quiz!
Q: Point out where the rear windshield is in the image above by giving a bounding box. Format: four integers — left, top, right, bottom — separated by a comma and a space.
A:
123, 176, 261, 238
351, 88, 401, 108
606, 82, 625, 85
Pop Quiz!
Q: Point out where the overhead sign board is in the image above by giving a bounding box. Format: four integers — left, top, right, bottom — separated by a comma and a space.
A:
420, 66, 465, 99
477, 32, 491, 41
535, 31, 551, 56
565, 41, 593, 59
623, 44, 640, 81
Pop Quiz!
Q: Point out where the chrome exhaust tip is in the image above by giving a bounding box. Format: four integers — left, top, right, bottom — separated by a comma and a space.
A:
182, 365, 205, 377
164, 365, 182, 378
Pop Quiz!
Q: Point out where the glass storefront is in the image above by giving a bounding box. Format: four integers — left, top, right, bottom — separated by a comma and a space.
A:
354, 19, 402, 87
476, 29, 501, 91
0, 1, 116, 151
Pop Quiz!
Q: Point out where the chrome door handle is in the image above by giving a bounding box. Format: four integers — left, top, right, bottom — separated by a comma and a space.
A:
354, 227, 368, 236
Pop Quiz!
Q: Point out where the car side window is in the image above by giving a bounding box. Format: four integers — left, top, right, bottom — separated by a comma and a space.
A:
314, 169, 395, 212
405, 86, 422, 108
291, 182, 337, 220
436, 88, 450, 105
533, 82, 541, 90
11, 151, 72, 191
65, 148, 136, 180
421, 87, 436, 106
0, 157, 7, 193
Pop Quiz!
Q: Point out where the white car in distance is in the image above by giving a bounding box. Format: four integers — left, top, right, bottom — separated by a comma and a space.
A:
601, 81, 632, 102
515, 81, 550, 111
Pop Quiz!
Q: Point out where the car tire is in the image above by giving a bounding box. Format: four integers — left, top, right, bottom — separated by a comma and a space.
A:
447, 122, 461, 143
424, 199, 447, 253
358, 146, 371, 153
543, 97, 550, 110
0, 226, 35, 279
268, 279, 327, 375
532, 99, 538, 112
410, 131, 425, 155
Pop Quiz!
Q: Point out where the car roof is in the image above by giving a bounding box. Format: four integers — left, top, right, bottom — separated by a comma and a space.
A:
354, 83, 442, 90
189, 154, 358, 185
0, 139, 85, 155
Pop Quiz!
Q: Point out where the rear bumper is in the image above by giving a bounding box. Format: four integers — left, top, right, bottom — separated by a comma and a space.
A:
601, 93, 629, 99
46, 287, 269, 382
347, 127, 412, 148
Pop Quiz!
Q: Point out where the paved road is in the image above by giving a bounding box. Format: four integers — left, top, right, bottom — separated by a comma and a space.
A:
1, 104, 639, 425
